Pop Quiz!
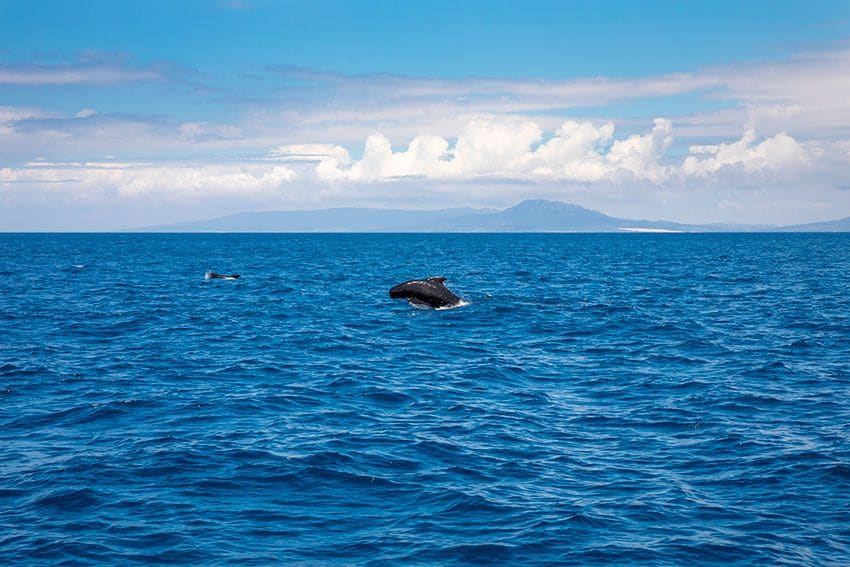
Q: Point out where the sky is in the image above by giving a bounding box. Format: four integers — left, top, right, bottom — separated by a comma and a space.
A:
1, 0, 850, 230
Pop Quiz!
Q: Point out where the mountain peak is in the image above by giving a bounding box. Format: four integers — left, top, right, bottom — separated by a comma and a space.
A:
505, 199, 592, 214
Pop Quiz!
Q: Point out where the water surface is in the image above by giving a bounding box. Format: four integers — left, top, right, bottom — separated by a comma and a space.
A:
1, 233, 849, 564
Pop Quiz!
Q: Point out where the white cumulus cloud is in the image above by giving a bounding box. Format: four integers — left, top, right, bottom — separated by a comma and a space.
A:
682, 130, 808, 176
314, 116, 676, 183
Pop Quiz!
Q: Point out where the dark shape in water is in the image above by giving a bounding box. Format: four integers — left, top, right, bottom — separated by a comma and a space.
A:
206, 272, 241, 280
389, 277, 461, 308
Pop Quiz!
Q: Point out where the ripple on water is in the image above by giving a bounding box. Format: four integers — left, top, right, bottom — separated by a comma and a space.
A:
1, 233, 850, 564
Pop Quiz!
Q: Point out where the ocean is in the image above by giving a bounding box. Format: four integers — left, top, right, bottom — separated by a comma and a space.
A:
1, 233, 849, 564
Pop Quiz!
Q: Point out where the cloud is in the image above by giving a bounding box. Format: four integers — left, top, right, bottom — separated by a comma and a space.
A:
314, 116, 678, 183
179, 121, 244, 141
270, 143, 352, 162
450, 118, 542, 176
308, 116, 816, 187
2, 44, 846, 169
0, 63, 166, 85
0, 162, 295, 199
0, 113, 814, 209
0, 111, 261, 165
0, 105, 46, 122
256, 45, 850, 146
0, 105, 47, 135
1, 43, 848, 228
682, 130, 808, 176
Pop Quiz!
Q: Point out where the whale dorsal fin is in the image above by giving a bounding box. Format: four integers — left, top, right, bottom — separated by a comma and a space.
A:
427, 277, 447, 284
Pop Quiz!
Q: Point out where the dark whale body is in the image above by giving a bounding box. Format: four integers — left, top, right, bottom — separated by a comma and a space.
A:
206, 272, 241, 280
389, 277, 461, 308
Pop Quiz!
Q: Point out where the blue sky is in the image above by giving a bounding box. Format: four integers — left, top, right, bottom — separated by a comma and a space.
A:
1, 0, 850, 229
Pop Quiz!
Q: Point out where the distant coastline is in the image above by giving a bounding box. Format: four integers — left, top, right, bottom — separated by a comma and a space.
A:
129, 199, 850, 233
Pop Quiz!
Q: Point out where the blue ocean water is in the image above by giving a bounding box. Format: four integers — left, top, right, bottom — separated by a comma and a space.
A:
1, 233, 849, 565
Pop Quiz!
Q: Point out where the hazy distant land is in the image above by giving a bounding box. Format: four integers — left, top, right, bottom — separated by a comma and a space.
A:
135, 199, 850, 233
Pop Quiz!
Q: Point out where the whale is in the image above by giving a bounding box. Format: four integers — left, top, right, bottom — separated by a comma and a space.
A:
389, 277, 462, 309
205, 272, 241, 280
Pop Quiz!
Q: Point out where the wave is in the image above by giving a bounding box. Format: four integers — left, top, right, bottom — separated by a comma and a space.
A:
4, 232, 850, 565
436, 299, 471, 310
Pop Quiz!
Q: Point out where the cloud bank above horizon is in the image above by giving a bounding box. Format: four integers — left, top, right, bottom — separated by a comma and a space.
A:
1, 1, 849, 229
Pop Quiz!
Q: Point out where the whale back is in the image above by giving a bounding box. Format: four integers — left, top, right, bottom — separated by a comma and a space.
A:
389, 277, 460, 308
206, 272, 241, 280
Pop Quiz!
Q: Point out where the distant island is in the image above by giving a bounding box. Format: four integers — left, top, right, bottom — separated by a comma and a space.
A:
134, 199, 850, 233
